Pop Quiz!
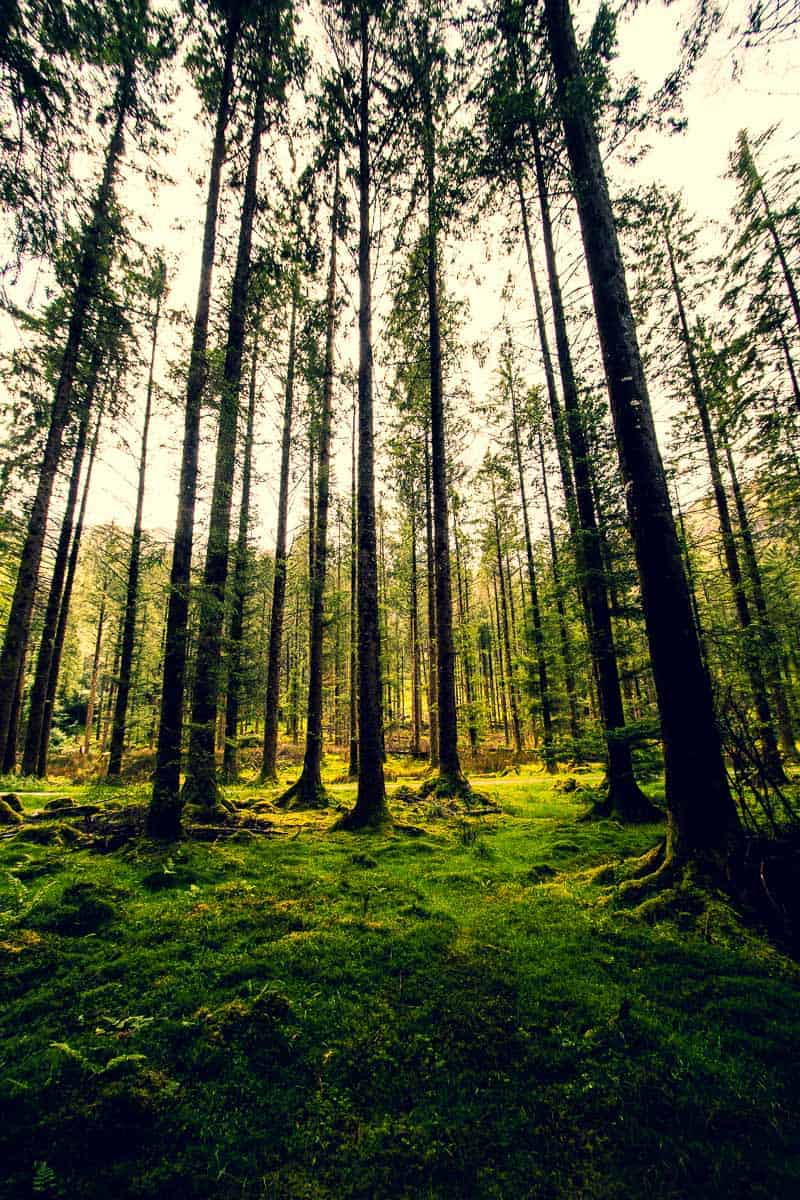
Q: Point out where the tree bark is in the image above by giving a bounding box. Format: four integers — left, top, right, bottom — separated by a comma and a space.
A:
544, 0, 741, 867
149, 11, 240, 837
409, 488, 422, 756
537, 427, 581, 747
423, 433, 438, 766
261, 290, 298, 782
221, 327, 260, 783
665, 226, 785, 783
531, 106, 654, 820
492, 476, 523, 754
182, 65, 266, 814
21, 345, 98, 776
421, 30, 464, 790
507, 356, 556, 770
281, 157, 341, 807
0, 65, 132, 764
720, 424, 797, 761
336, 2, 389, 829
108, 268, 164, 778
348, 398, 359, 777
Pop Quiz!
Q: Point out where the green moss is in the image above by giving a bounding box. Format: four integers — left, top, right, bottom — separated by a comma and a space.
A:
0, 765, 798, 1199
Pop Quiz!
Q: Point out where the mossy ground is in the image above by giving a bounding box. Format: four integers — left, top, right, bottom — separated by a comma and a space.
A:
1, 756, 798, 1199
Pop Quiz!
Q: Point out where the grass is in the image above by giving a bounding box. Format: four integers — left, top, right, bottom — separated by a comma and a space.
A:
0, 757, 798, 1198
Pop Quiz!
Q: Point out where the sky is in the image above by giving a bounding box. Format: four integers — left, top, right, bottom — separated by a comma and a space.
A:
1, 0, 798, 560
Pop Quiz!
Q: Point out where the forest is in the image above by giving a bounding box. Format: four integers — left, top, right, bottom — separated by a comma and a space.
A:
0, 0, 799, 1195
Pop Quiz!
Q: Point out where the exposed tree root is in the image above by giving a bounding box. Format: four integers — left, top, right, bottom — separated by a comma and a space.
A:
330, 804, 392, 833
578, 779, 664, 825
275, 773, 329, 811
417, 772, 496, 808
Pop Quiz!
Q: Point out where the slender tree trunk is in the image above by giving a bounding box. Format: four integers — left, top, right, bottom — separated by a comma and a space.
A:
774, 315, 800, 416
665, 228, 785, 782
410, 491, 422, 757
108, 271, 164, 778
453, 510, 478, 752
740, 132, 800, 339
720, 425, 797, 761
84, 592, 106, 757
38, 405, 104, 776
421, 36, 464, 790
261, 290, 298, 783
531, 109, 655, 821
149, 12, 240, 837
281, 157, 341, 808
492, 478, 523, 754
517, 173, 577, 522
508, 363, 555, 770
491, 577, 510, 744
222, 328, 260, 783
545, 0, 741, 868
348, 399, 359, 777
423, 434, 438, 766
672, 483, 708, 668
538, 427, 581, 747
2, 657, 25, 773
183, 68, 266, 814
336, 3, 388, 829
0, 67, 132, 764
21, 347, 98, 775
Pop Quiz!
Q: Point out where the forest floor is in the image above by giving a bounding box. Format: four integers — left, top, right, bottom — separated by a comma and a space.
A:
0, 757, 798, 1199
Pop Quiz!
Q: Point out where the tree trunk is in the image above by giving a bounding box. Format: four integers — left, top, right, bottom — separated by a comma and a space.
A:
531, 107, 655, 821
84, 590, 106, 757
281, 157, 341, 808
720, 424, 797, 761
182, 67, 266, 815
453, 508, 478, 752
665, 226, 785, 783
410, 489, 422, 757
492, 477, 523, 754
38, 404, 104, 776
0, 66, 132, 764
108, 268, 164, 778
21, 345, 98, 776
221, 327, 260, 784
423, 433, 438, 766
261, 289, 298, 782
421, 35, 464, 791
537, 427, 581, 747
348, 399, 359, 777
508, 359, 556, 770
544, 0, 741, 868
149, 11, 240, 837
336, 3, 389, 830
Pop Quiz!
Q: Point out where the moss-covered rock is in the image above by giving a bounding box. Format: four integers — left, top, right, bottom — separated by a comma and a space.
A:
0, 798, 23, 825
1, 792, 23, 813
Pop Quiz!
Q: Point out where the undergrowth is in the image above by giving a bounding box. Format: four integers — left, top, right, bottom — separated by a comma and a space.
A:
0, 759, 798, 1199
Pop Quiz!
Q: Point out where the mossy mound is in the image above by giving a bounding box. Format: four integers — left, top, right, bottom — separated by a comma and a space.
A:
0, 798, 23, 825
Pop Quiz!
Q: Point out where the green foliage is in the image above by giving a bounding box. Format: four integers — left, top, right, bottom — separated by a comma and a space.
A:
0, 766, 798, 1198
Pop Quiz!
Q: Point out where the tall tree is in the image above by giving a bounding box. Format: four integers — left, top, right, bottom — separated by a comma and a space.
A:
280, 154, 342, 808
107, 257, 167, 778
329, 0, 398, 830
181, 11, 283, 816
260, 281, 300, 781
543, 0, 742, 879
0, 0, 154, 765
148, 0, 244, 836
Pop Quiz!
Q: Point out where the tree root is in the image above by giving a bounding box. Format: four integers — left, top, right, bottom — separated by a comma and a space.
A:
578, 781, 664, 825
330, 805, 392, 833
275, 773, 329, 811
